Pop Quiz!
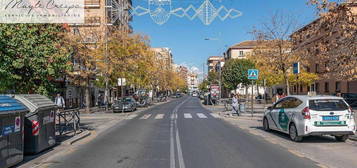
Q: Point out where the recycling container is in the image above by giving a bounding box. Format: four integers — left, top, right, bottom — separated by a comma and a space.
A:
14, 94, 57, 154
0, 95, 28, 168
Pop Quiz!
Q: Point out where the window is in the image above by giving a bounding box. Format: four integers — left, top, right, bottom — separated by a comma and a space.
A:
315, 64, 319, 73
239, 51, 244, 56
309, 99, 348, 111
316, 83, 320, 93
324, 82, 329, 93
300, 85, 303, 92
274, 98, 302, 109
306, 67, 310, 73
335, 81, 341, 92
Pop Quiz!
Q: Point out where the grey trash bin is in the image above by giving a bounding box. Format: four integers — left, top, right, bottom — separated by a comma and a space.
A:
0, 95, 28, 168
14, 94, 57, 154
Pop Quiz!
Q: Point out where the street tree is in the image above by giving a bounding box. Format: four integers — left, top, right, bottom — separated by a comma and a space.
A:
221, 59, 255, 92
62, 26, 98, 113
250, 12, 301, 95
0, 24, 70, 96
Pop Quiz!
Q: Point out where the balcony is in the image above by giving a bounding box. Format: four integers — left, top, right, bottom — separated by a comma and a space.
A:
84, 16, 101, 26
85, 0, 100, 8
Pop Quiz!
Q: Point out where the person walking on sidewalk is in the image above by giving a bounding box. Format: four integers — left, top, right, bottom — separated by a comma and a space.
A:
232, 94, 240, 116
55, 93, 66, 110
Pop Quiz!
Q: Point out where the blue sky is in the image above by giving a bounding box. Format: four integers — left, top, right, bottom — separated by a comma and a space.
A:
131, 0, 317, 77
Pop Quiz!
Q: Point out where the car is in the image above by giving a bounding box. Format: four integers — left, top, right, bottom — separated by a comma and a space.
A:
192, 92, 198, 97
341, 93, 357, 108
262, 95, 356, 142
112, 97, 137, 112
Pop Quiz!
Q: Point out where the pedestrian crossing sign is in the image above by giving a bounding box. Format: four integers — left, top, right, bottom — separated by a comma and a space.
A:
248, 69, 259, 80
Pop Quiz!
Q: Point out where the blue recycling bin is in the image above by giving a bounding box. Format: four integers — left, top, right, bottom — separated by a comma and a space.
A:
0, 95, 28, 168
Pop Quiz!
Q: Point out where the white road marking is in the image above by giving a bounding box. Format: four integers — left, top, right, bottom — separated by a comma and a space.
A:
170, 98, 190, 168
197, 113, 207, 118
176, 125, 186, 168
171, 113, 177, 119
184, 113, 192, 118
170, 119, 175, 168
140, 114, 152, 119
210, 113, 220, 118
155, 114, 164, 119
126, 114, 138, 119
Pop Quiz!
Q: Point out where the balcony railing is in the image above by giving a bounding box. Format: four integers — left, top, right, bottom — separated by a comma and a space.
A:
84, 16, 101, 26
85, 0, 100, 7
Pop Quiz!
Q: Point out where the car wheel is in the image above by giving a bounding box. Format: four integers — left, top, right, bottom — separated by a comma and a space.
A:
289, 123, 303, 142
263, 117, 271, 132
335, 135, 349, 142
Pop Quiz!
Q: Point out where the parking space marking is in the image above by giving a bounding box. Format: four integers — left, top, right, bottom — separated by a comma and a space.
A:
140, 114, 152, 119
197, 113, 207, 118
184, 113, 192, 119
155, 114, 164, 119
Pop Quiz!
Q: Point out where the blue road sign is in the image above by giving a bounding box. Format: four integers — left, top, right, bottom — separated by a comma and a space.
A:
293, 62, 300, 74
248, 69, 259, 80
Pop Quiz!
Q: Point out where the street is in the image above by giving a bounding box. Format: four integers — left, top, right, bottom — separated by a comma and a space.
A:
44, 97, 318, 168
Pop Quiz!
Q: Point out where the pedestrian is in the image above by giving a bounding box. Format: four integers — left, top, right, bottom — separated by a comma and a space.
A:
232, 93, 240, 116
55, 93, 65, 110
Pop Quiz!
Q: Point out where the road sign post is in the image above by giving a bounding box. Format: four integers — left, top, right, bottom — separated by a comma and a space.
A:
248, 69, 259, 117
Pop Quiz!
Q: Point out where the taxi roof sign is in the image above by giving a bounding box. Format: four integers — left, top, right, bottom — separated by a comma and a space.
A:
248, 69, 259, 80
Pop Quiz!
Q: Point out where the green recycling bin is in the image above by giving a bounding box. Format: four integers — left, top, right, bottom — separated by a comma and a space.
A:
0, 95, 28, 168
14, 94, 57, 154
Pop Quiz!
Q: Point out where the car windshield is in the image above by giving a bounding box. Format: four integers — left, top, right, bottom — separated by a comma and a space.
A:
309, 99, 349, 111
116, 98, 132, 104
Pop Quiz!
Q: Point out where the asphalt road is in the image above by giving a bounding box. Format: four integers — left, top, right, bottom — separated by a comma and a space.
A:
49, 96, 318, 168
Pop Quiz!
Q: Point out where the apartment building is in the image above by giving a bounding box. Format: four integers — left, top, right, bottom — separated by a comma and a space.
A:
224, 40, 258, 60
207, 56, 224, 72
151, 48, 174, 70
65, 0, 133, 108
290, 2, 357, 95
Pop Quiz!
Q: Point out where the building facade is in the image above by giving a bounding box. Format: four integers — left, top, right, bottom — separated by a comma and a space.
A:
290, 2, 357, 95
65, 0, 133, 109
224, 40, 258, 60
151, 48, 173, 70
207, 56, 224, 72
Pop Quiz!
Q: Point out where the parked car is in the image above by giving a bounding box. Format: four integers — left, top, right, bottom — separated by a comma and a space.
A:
341, 93, 357, 108
262, 95, 356, 142
113, 97, 137, 112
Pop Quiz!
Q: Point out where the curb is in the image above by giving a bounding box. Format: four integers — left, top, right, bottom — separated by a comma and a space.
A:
63, 130, 92, 145
349, 136, 357, 141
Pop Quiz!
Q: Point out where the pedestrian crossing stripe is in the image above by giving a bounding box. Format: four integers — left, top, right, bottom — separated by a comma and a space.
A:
127, 113, 219, 120
197, 113, 207, 118
140, 114, 152, 119
155, 114, 164, 119
184, 113, 193, 118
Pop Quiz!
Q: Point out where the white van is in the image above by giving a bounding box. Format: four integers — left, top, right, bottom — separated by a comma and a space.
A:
262, 95, 356, 142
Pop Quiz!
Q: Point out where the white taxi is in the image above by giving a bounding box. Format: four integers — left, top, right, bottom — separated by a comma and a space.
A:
262, 95, 356, 142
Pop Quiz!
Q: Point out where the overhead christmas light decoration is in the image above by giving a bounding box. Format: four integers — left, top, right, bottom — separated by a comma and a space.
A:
110, 0, 243, 25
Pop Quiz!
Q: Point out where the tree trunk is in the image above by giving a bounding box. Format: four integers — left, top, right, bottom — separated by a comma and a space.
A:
284, 74, 290, 96
85, 77, 91, 113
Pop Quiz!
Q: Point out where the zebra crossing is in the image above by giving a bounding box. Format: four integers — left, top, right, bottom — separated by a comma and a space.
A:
125, 113, 219, 120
